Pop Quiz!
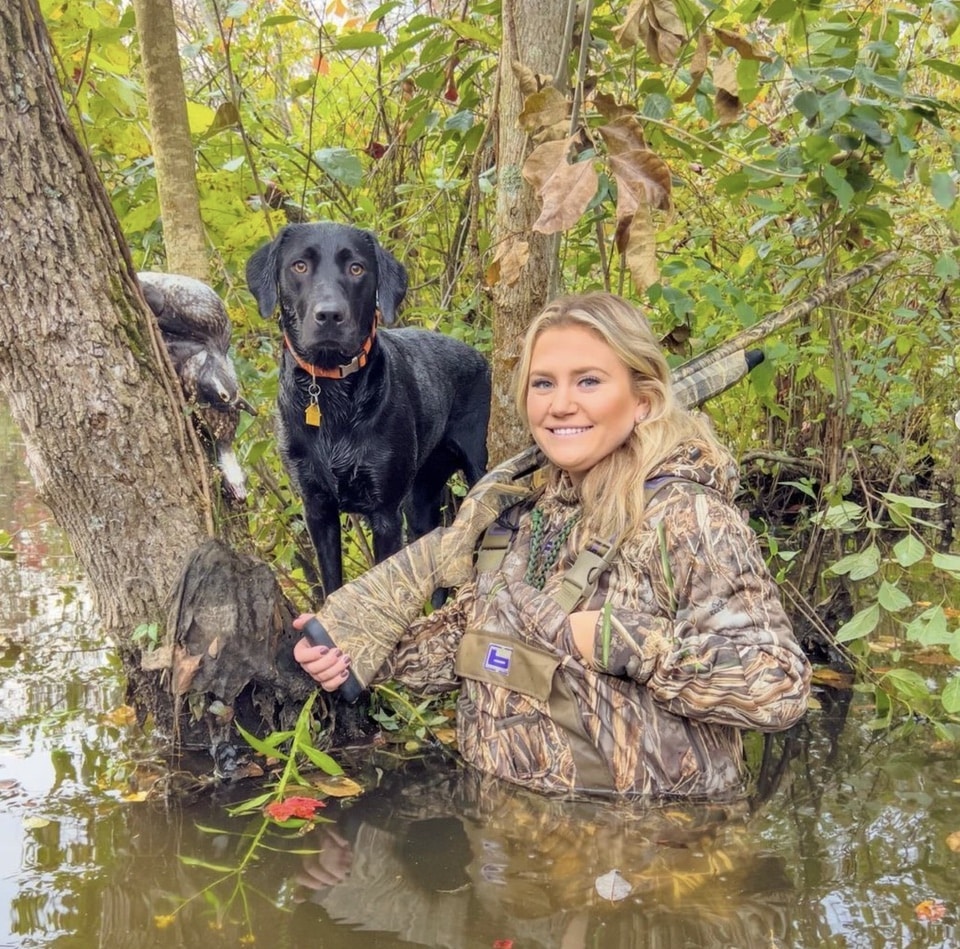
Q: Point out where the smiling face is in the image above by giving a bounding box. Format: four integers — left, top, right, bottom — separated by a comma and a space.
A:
526, 325, 649, 484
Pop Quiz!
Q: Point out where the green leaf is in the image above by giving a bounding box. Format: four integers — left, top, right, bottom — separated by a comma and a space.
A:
892, 534, 925, 568
834, 603, 880, 643
235, 722, 291, 760
332, 31, 387, 51
951, 630, 960, 663
905, 606, 951, 645
942, 676, 960, 715
178, 855, 238, 872
879, 491, 943, 510
314, 148, 363, 187
825, 545, 880, 580
880, 668, 931, 703
300, 744, 345, 776
923, 58, 960, 82
931, 171, 957, 210
877, 580, 912, 613
931, 552, 960, 576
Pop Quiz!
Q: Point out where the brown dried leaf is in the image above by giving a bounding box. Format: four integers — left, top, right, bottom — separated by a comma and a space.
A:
519, 86, 569, 133
647, 0, 685, 36
677, 31, 711, 102
714, 57, 740, 125
522, 138, 571, 192
512, 61, 540, 97
656, 29, 683, 66
532, 159, 598, 233
597, 116, 647, 156
172, 645, 203, 696
946, 830, 960, 852
714, 27, 772, 62
610, 149, 672, 214
533, 120, 572, 145
614, 0, 646, 48
498, 240, 530, 286
592, 92, 637, 122
810, 667, 855, 689
617, 207, 660, 292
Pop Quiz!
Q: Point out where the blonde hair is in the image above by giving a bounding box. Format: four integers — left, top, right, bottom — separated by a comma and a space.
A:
513, 292, 729, 542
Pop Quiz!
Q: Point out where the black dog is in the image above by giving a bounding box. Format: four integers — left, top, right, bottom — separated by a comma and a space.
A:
246, 222, 490, 597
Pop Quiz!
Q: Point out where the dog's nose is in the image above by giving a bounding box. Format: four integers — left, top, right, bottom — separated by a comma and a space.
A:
313, 306, 346, 325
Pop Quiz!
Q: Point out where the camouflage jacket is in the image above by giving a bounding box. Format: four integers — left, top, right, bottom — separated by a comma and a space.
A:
320, 445, 811, 799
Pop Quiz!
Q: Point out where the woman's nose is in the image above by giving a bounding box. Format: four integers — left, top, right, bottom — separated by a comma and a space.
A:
550, 384, 576, 414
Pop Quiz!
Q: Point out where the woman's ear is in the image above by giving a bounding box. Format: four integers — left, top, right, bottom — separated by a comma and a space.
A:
634, 399, 651, 425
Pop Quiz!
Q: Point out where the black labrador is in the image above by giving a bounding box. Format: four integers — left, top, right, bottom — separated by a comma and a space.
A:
246, 222, 490, 597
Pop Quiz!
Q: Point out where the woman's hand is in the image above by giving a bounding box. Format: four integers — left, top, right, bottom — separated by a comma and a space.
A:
292, 613, 353, 690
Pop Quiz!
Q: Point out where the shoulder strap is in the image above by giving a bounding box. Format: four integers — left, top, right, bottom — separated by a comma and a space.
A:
473, 477, 708, 611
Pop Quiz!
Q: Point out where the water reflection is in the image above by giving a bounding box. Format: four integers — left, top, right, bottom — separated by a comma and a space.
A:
2, 407, 959, 949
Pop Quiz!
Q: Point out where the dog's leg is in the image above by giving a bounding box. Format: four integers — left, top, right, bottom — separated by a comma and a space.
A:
303, 503, 344, 598
368, 510, 404, 565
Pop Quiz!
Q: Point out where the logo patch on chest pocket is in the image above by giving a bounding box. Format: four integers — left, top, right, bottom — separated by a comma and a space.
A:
483, 643, 513, 674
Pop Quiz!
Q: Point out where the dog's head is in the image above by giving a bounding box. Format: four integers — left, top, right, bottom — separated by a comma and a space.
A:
246, 222, 408, 369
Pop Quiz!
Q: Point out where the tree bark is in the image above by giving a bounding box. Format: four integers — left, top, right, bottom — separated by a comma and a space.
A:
0, 0, 210, 646
487, 0, 569, 466
131, 0, 210, 280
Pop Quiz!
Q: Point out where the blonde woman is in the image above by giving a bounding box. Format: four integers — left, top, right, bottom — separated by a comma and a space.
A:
295, 293, 811, 799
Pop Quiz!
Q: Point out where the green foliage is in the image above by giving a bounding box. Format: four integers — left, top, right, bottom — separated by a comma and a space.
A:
42, 0, 960, 736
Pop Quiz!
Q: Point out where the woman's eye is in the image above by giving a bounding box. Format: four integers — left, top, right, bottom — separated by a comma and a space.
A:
291, 260, 308, 274
578, 376, 600, 388
349, 262, 365, 276
530, 378, 552, 390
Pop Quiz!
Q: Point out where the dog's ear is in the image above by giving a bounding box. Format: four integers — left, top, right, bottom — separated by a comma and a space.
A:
246, 236, 281, 318
371, 237, 408, 325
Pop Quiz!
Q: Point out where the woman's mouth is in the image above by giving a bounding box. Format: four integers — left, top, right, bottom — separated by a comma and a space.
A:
549, 426, 591, 436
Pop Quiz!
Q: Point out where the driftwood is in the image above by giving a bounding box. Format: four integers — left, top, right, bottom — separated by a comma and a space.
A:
156, 254, 898, 761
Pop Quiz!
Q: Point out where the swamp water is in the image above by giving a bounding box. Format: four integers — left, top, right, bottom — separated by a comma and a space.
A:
1, 413, 958, 949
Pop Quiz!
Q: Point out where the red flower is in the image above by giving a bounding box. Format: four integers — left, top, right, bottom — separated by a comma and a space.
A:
492, 941, 514, 949
264, 796, 326, 822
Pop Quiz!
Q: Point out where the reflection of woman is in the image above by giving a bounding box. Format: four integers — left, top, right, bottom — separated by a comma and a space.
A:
291, 762, 795, 949
295, 293, 811, 798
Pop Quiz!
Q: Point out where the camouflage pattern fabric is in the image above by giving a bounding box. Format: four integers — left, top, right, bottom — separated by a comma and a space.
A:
366, 444, 811, 799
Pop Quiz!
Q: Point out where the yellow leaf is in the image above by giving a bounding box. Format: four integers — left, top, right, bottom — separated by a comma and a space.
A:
121, 790, 151, 802
154, 915, 176, 930
23, 816, 50, 830
312, 775, 364, 798
946, 831, 960, 852
102, 704, 137, 727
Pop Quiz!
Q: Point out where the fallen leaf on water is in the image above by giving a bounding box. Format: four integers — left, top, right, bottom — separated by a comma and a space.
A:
433, 726, 457, 745
23, 816, 50, 830
121, 790, 150, 803
946, 831, 960, 853
102, 705, 137, 726
915, 899, 947, 922
595, 868, 632, 902
811, 668, 855, 689
154, 914, 176, 930
312, 775, 363, 798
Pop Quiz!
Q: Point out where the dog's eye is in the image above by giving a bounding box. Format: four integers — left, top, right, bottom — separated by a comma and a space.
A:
349, 262, 365, 276
291, 260, 308, 274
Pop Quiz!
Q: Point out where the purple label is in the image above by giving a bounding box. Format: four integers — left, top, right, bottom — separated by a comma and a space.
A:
483, 643, 512, 675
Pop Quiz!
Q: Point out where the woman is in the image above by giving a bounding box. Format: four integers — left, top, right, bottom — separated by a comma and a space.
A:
295, 293, 811, 799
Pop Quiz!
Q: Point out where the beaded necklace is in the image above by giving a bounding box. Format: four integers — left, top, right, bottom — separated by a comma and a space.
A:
524, 507, 581, 590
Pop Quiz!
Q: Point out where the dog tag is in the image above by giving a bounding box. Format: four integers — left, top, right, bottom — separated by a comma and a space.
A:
305, 403, 322, 427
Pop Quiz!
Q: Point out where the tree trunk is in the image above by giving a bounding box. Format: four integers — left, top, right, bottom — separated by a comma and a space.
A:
487, 0, 569, 465
131, 0, 210, 280
0, 0, 211, 657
